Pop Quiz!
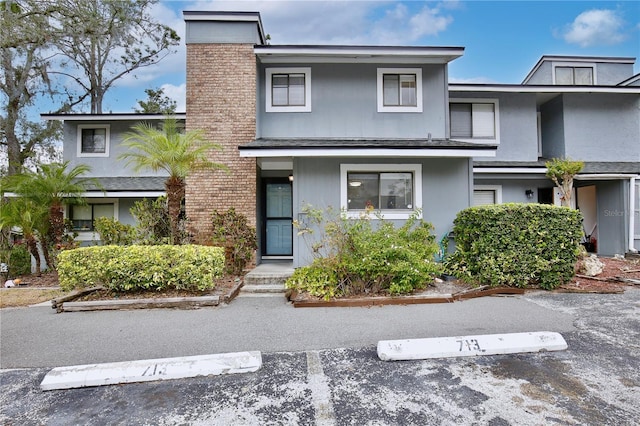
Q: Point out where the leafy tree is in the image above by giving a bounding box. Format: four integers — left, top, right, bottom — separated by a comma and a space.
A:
0, 0, 66, 175
545, 158, 584, 208
120, 118, 228, 244
52, 0, 180, 113
134, 87, 177, 114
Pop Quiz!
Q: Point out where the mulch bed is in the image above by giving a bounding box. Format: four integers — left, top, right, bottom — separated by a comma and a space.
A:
559, 256, 640, 293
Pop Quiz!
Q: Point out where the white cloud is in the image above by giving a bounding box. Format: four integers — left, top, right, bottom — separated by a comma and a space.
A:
160, 83, 187, 112
561, 9, 626, 47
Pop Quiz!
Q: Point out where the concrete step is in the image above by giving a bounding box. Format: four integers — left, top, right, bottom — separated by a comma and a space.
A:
241, 284, 287, 294
244, 272, 293, 286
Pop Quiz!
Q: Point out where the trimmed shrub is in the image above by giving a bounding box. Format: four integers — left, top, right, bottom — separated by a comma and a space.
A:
94, 217, 136, 245
57, 245, 224, 292
445, 203, 582, 290
8, 243, 32, 277
211, 208, 257, 275
286, 206, 442, 300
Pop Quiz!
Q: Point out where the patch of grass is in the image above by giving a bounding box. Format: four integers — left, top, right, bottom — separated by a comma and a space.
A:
0, 289, 67, 308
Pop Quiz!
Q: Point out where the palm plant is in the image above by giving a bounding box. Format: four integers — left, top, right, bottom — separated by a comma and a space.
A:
8, 162, 96, 266
0, 197, 48, 274
120, 117, 227, 244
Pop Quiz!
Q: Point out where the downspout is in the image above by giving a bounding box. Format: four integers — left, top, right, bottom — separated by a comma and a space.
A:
629, 176, 638, 253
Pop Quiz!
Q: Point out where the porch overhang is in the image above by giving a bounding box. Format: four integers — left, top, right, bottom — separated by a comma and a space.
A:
239, 138, 497, 158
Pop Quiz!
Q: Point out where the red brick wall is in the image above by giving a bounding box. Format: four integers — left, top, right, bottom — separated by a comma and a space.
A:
185, 43, 257, 244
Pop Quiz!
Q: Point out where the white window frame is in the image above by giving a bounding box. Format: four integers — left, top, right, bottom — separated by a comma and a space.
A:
634, 181, 640, 239
449, 98, 500, 144
377, 68, 423, 113
67, 199, 119, 241
340, 164, 422, 219
473, 185, 503, 206
77, 124, 110, 158
266, 67, 311, 113
552, 62, 596, 85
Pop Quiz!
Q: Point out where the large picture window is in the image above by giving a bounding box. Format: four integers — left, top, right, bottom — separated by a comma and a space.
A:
266, 67, 311, 112
377, 68, 423, 112
77, 125, 110, 157
450, 100, 499, 141
71, 204, 114, 231
341, 164, 422, 219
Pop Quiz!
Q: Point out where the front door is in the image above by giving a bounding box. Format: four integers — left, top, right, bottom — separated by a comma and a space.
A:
263, 179, 293, 256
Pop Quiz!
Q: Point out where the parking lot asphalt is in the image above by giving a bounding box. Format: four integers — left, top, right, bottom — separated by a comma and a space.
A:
1, 288, 639, 425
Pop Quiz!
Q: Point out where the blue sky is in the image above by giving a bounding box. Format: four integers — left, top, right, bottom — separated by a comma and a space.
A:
85, 1, 640, 113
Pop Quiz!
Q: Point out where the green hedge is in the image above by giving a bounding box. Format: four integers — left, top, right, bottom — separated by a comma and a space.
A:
445, 203, 582, 290
58, 245, 225, 292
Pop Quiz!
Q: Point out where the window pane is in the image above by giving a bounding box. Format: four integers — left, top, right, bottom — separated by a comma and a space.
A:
288, 74, 305, 105
82, 128, 106, 153
473, 190, 496, 206
472, 103, 496, 138
347, 173, 379, 209
450, 103, 472, 138
399, 75, 416, 106
555, 67, 573, 85
93, 204, 114, 219
71, 205, 92, 231
380, 172, 413, 209
383, 74, 399, 106
574, 67, 593, 85
272, 87, 288, 106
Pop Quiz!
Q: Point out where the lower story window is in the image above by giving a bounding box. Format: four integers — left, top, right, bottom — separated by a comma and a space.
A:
473, 186, 502, 206
341, 164, 422, 219
71, 204, 114, 231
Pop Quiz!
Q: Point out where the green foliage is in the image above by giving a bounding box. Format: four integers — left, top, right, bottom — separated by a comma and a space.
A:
545, 158, 584, 208
130, 197, 173, 244
211, 208, 257, 275
8, 243, 32, 277
286, 206, 442, 300
57, 245, 225, 292
94, 217, 136, 246
445, 203, 583, 290
134, 87, 177, 114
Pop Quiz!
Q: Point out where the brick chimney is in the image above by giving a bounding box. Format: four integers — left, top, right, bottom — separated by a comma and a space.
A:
183, 12, 265, 243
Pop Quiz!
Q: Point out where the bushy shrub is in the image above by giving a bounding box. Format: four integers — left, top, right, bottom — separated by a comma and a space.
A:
286, 206, 442, 300
211, 208, 257, 275
445, 203, 582, 290
8, 243, 32, 276
94, 217, 136, 245
130, 197, 184, 245
57, 245, 224, 292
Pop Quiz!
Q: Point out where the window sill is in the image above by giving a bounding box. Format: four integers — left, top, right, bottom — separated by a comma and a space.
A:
344, 210, 422, 220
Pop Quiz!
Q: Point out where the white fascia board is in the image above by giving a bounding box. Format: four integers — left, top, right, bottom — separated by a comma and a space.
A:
255, 47, 463, 64
473, 167, 547, 174
80, 191, 165, 198
240, 148, 496, 158
41, 113, 186, 121
575, 174, 640, 180
449, 84, 640, 94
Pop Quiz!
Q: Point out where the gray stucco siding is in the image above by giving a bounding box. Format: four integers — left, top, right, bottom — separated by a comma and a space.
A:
596, 180, 628, 256
257, 63, 447, 139
595, 63, 635, 85
186, 21, 261, 44
63, 120, 169, 178
292, 157, 471, 267
540, 96, 565, 159
473, 178, 553, 204
563, 94, 640, 162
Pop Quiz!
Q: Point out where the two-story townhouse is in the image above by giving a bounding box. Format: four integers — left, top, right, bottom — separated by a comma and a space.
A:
454, 55, 640, 256
39, 113, 183, 243
183, 11, 496, 267
42, 10, 639, 262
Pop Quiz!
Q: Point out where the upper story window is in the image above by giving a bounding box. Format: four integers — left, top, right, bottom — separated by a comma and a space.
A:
554, 65, 594, 85
377, 68, 423, 113
266, 67, 311, 112
450, 99, 499, 142
340, 164, 422, 220
77, 124, 110, 157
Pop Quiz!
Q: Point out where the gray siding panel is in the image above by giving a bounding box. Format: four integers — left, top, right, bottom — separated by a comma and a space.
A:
597, 180, 627, 256
258, 63, 447, 139
540, 96, 565, 159
564, 94, 640, 162
292, 157, 470, 267
596, 63, 635, 85
63, 120, 169, 178
186, 21, 261, 44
